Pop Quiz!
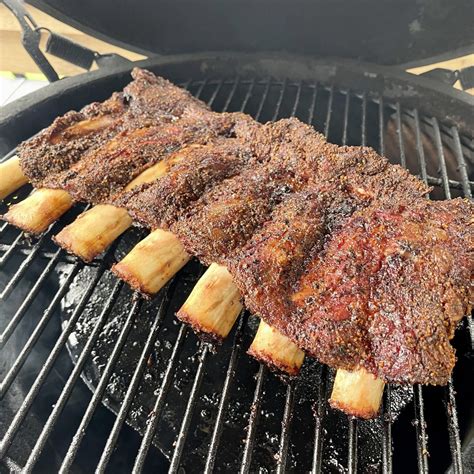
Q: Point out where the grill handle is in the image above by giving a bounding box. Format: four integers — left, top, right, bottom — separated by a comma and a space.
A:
1, 0, 131, 82
2, 0, 59, 82
420, 66, 474, 90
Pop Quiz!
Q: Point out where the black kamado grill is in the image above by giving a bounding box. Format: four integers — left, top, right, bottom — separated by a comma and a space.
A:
1, 0, 474, 472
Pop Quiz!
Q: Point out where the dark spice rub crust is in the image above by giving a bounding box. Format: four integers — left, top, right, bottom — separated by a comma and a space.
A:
172, 118, 429, 266
170, 119, 328, 264
18, 92, 127, 187
18, 68, 208, 188
43, 109, 251, 203
231, 194, 473, 385
113, 137, 257, 229
122, 68, 207, 123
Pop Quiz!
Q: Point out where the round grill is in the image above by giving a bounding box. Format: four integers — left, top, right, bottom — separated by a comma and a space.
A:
0, 56, 473, 473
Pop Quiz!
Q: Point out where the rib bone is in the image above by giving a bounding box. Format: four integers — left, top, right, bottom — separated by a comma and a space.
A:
112, 229, 190, 296
176, 263, 243, 341
0, 156, 28, 200
248, 319, 305, 376
54, 205, 132, 262
329, 367, 385, 419
53, 148, 191, 261
2, 189, 73, 234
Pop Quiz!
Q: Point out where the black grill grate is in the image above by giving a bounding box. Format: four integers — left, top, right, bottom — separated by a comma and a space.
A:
0, 75, 473, 473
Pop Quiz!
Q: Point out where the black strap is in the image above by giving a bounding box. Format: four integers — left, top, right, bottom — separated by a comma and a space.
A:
458, 66, 474, 91
2, 0, 59, 82
2, 0, 131, 83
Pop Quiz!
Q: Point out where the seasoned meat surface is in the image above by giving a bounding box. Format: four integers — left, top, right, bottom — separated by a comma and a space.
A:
18, 92, 127, 186
114, 137, 256, 229
173, 119, 429, 266
13, 69, 473, 385
122, 68, 207, 123
18, 67, 208, 188
171, 130, 318, 263
231, 196, 473, 385
43, 109, 249, 203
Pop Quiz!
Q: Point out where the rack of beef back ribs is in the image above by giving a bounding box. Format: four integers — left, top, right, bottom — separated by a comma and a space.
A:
2, 67, 471, 469
5, 70, 470, 422
0, 70, 398, 419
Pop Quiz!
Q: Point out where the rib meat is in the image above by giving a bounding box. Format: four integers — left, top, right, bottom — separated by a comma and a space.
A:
44, 109, 250, 203
228, 184, 472, 384
113, 137, 256, 229
18, 91, 126, 186
12, 69, 473, 385
18, 68, 208, 188
172, 119, 429, 265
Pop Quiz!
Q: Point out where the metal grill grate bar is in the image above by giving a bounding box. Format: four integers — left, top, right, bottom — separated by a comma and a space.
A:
276, 382, 297, 473
207, 79, 224, 108
445, 378, 464, 473
60, 298, 142, 472
307, 84, 318, 126
382, 386, 393, 473
240, 79, 256, 114
311, 366, 328, 473
0, 220, 9, 235
291, 81, 303, 118
272, 78, 287, 121
255, 79, 271, 121
451, 126, 472, 199
222, 77, 240, 112
413, 109, 429, 186
23, 280, 124, 472
96, 286, 174, 473
378, 95, 385, 155
395, 103, 406, 169
324, 85, 334, 138
432, 117, 452, 199
414, 385, 429, 473
348, 418, 358, 473
0, 264, 104, 458
204, 312, 247, 473
342, 91, 351, 146
240, 364, 267, 473
169, 343, 210, 472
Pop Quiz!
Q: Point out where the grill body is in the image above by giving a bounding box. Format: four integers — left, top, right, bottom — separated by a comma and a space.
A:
0, 55, 473, 473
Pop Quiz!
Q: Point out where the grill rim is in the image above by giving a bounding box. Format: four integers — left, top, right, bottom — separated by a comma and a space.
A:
1, 52, 474, 157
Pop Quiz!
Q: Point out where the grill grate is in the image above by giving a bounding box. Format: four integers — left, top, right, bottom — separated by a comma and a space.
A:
0, 75, 473, 473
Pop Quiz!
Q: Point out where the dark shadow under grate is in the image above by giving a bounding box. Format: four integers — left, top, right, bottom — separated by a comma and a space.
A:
0, 75, 473, 473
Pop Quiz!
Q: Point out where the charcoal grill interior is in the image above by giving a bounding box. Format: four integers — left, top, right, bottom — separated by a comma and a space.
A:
0, 56, 473, 473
